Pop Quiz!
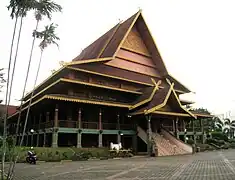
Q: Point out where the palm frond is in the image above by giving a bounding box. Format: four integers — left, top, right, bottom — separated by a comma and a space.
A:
35, 0, 62, 20
7, 0, 38, 19
34, 23, 60, 50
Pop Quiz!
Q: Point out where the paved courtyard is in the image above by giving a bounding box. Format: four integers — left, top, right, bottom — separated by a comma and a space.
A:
8, 149, 235, 179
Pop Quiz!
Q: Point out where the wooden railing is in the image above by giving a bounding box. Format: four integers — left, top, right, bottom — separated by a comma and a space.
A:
102, 123, 117, 130
82, 122, 98, 129
15, 120, 133, 132
59, 120, 77, 128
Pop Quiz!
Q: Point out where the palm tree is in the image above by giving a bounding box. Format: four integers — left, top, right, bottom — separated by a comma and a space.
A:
15, 0, 62, 148
7, 1, 62, 177
21, 23, 59, 145
2, 1, 37, 179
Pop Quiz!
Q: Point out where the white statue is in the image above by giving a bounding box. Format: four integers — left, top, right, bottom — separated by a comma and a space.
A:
110, 142, 122, 152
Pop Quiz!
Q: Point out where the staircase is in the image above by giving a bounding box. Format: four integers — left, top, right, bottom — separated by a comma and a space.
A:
137, 126, 147, 144
152, 129, 192, 156
137, 126, 192, 156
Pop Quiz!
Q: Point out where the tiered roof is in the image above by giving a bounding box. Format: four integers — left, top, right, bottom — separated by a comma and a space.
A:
8, 10, 211, 120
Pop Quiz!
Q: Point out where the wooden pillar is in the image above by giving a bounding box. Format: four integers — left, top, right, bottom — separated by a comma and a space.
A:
99, 109, 102, 130
77, 133, 81, 148
54, 105, 58, 128
146, 115, 152, 156
175, 117, 179, 139
52, 132, 58, 148
36, 133, 39, 147
52, 105, 59, 148
78, 108, 82, 129
98, 109, 103, 147
172, 119, 175, 132
43, 132, 46, 147
192, 119, 196, 144
117, 114, 121, 144
200, 118, 205, 143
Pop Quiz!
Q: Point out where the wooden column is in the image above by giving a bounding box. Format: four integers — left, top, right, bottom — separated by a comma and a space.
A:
98, 109, 103, 147
54, 105, 58, 128
43, 132, 46, 147
117, 114, 121, 144
52, 105, 59, 148
183, 119, 187, 143
172, 119, 175, 132
192, 119, 196, 144
146, 115, 152, 156
36, 133, 39, 147
99, 109, 102, 130
175, 117, 179, 139
77, 108, 82, 148
200, 118, 205, 144
78, 108, 82, 129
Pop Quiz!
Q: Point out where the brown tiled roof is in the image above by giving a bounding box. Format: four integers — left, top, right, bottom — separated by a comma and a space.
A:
132, 86, 170, 113
166, 75, 191, 93
0, 104, 18, 116
100, 12, 139, 58
72, 12, 139, 61
72, 23, 120, 61
74, 63, 160, 85
131, 86, 154, 105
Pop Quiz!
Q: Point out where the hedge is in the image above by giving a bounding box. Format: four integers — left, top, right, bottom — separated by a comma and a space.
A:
0, 147, 133, 163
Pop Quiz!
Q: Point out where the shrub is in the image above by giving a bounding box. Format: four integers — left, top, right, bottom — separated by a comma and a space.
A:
211, 132, 228, 141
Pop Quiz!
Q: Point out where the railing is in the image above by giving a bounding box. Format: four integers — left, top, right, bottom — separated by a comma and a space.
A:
120, 124, 133, 130
102, 123, 117, 130
82, 122, 98, 129
21, 120, 133, 131
59, 120, 77, 128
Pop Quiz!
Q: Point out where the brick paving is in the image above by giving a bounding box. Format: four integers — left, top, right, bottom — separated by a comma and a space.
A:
6, 149, 235, 179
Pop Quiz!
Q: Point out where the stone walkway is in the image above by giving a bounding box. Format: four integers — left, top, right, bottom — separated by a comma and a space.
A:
7, 149, 235, 179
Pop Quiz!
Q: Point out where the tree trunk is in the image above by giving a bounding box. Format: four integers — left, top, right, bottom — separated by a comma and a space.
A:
8, 19, 40, 179
1, 16, 18, 180
6, 15, 25, 178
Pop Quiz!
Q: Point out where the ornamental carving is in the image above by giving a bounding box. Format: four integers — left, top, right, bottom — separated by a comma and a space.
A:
122, 26, 150, 56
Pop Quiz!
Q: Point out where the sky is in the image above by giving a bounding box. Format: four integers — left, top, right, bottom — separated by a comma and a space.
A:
0, 0, 235, 116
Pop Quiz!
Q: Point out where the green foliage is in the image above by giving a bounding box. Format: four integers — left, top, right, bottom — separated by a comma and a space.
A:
33, 23, 60, 50
210, 131, 228, 141
206, 138, 225, 146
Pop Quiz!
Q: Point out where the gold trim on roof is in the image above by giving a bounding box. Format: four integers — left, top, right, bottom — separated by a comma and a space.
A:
153, 111, 190, 117
97, 23, 121, 58
145, 79, 196, 119
66, 57, 113, 66
66, 66, 154, 87
45, 95, 130, 108
140, 12, 169, 76
112, 10, 142, 58
129, 79, 161, 110
8, 94, 131, 120
168, 73, 192, 93
192, 113, 214, 118
23, 76, 142, 107
106, 63, 160, 78
121, 47, 152, 58
116, 54, 156, 68
23, 79, 61, 104
60, 78, 142, 94
23, 66, 66, 100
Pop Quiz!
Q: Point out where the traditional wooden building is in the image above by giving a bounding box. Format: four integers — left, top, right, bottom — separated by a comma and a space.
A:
8, 10, 213, 156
